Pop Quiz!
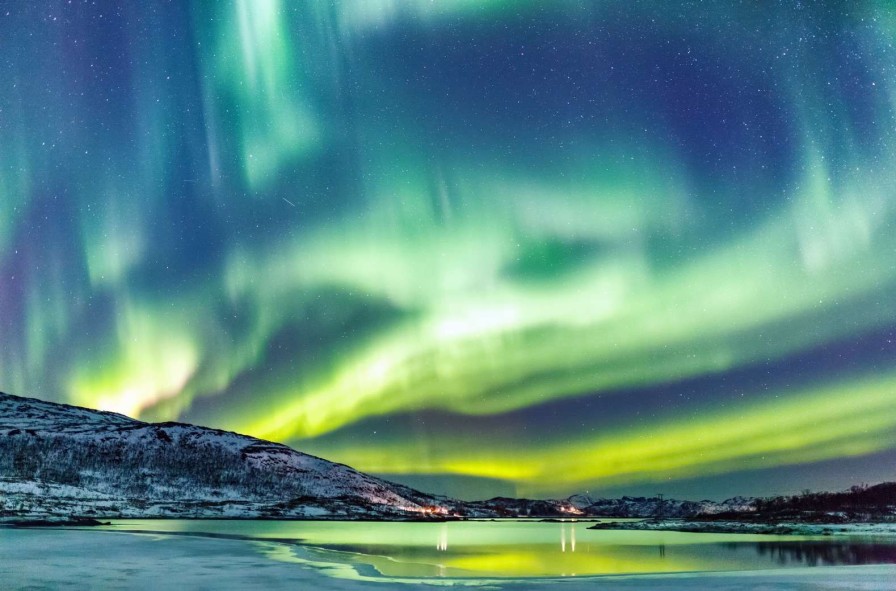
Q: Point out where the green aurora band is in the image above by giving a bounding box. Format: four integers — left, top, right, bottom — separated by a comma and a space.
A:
2, 1, 896, 497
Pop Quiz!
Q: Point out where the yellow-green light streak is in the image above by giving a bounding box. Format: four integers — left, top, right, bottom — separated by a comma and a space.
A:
302, 371, 896, 496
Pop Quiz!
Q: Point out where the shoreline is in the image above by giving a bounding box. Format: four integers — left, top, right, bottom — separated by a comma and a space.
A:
0, 515, 457, 525
5, 514, 896, 536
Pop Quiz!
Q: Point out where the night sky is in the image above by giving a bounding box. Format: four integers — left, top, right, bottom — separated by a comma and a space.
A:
2, 1, 896, 500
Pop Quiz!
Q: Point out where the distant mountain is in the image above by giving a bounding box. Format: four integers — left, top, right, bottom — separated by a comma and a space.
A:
580, 495, 755, 518
0, 392, 450, 521
462, 496, 585, 518
461, 494, 754, 519
713, 482, 896, 523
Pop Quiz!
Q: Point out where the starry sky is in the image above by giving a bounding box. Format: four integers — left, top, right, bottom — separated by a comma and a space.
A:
2, 0, 896, 500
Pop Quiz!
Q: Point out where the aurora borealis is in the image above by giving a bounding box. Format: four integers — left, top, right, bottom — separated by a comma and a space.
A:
2, 0, 896, 499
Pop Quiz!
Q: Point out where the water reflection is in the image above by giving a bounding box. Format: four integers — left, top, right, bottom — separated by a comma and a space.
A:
753, 542, 896, 567
102, 520, 896, 579
560, 524, 577, 552
436, 524, 448, 552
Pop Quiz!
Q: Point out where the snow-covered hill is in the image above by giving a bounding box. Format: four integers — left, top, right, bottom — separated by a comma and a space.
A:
0, 391, 758, 522
0, 392, 448, 521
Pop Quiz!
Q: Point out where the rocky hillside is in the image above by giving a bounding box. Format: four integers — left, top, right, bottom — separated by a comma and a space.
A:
0, 392, 448, 521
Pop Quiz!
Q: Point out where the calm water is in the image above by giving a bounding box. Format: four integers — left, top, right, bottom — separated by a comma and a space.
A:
100, 519, 896, 579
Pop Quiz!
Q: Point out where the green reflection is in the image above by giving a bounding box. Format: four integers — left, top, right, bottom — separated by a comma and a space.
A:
102, 520, 887, 579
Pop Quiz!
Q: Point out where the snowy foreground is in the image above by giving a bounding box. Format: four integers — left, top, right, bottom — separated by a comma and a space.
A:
3, 527, 896, 591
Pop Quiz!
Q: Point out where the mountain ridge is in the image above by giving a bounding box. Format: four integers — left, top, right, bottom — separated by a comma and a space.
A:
1, 391, 753, 521
0, 391, 452, 520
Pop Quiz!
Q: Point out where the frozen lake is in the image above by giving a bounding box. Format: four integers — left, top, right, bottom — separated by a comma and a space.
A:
4, 520, 896, 589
